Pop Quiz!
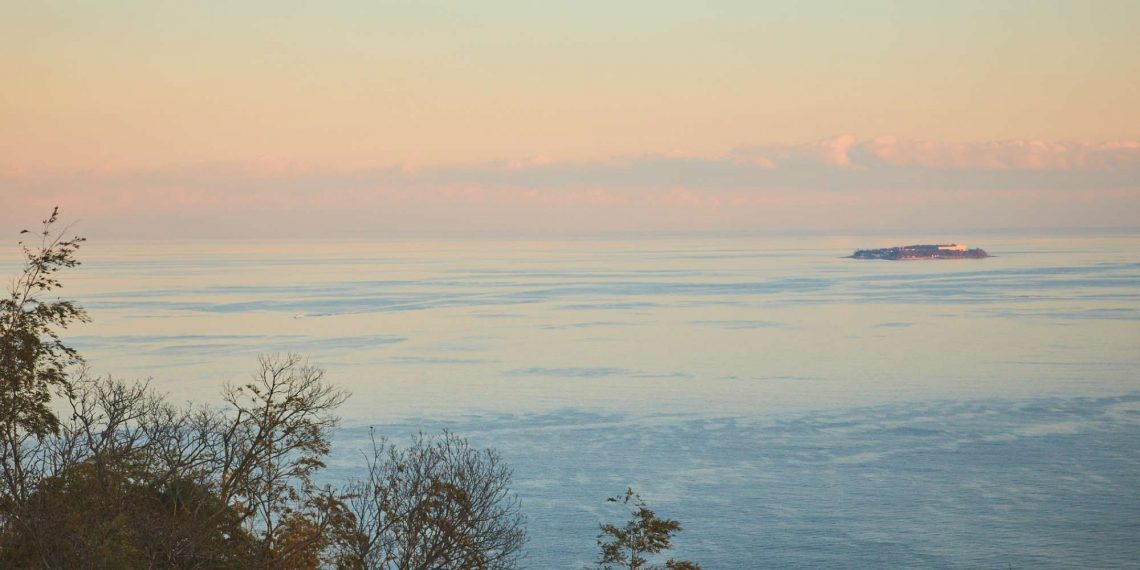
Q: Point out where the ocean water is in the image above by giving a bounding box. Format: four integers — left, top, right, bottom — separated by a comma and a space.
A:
11, 232, 1139, 568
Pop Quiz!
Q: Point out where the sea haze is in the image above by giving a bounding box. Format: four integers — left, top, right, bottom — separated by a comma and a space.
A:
42, 233, 1140, 568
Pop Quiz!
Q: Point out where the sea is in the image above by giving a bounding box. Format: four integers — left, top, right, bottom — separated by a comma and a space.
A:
13, 232, 1139, 568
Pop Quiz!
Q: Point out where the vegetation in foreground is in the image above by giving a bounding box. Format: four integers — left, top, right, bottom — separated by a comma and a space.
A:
0, 210, 699, 569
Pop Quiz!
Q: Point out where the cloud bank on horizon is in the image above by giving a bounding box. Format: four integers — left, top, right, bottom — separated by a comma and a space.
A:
3, 135, 1139, 238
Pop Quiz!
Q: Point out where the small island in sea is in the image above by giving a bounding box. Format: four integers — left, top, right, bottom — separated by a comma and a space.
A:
850, 243, 990, 260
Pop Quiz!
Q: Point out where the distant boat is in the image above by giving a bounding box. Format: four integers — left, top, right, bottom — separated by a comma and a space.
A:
849, 244, 989, 260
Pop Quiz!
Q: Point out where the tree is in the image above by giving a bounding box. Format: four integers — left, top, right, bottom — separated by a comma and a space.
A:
592, 489, 700, 570
0, 354, 354, 568
0, 373, 257, 569
0, 208, 90, 565
0, 207, 88, 439
339, 430, 527, 570
215, 353, 351, 568
1, 456, 256, 569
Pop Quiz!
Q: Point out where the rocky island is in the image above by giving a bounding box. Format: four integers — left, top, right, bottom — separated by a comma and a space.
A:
850, 244, 990, 260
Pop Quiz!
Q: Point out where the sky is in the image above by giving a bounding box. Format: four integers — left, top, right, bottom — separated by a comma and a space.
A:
2, 1, 1139, 238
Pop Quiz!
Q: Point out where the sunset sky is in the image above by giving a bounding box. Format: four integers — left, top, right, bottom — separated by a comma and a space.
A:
3, 1, 1138, 237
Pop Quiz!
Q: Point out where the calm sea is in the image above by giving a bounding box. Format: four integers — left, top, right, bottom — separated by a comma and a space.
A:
16, 232, 1139, 568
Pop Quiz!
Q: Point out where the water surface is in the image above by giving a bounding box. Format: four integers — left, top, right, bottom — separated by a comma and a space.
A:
21, 233, 1139, 568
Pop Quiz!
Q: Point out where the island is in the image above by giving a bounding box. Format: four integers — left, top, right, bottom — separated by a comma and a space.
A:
850, 244, 990, 260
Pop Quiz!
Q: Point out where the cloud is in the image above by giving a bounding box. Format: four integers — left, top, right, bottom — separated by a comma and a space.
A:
728, 136, 1140, 184
2, 136, 1138, 237
851, 138, 1140, 171
739, 134, 861, 169
407, 136, 1140, 192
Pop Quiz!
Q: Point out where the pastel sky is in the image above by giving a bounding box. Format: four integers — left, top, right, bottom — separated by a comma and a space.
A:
2, 1, 1138, 237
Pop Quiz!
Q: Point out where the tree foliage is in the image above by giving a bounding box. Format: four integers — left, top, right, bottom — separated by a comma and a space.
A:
218, 353, 350, 568
0, 208, 92, 566
0, 355, 358, 569
0, 373, 257, 568
0, 207, 88, 437
339, 430, 527, 570
592, 489, 700, 570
